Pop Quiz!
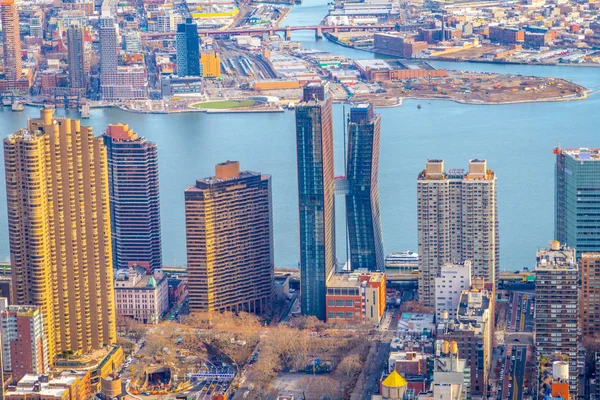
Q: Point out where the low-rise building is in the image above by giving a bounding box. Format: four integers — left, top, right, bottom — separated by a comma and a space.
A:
325, 271, 386, 324
5, 371, 91, 400
114, 266, 169, 324
161, 75, 203, 97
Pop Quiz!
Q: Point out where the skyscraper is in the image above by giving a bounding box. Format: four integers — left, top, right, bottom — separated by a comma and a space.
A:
580, 252, 600, 341
346, 104, 384, 271
67, 24, 87, 90
555, 147, 600, 258
535, 241, 579, 397
0, 305, 49, 381
1, 0, 22, 81
296, 83, 336, 320
417, 159, 498, 306
103, 124, 162, 271
185, 161, 273, 314
176, 18, 200, 77
4, 109, 117, 361
99, 16, 118, 94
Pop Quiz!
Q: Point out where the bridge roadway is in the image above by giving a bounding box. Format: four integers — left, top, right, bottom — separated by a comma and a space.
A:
141, 24, 398, 39
273, 270, 533, 283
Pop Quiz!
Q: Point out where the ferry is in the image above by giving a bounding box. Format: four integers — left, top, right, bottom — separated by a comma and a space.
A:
2, 98, 12, 106
11, 102, 24, 111
384, 251, 419, 274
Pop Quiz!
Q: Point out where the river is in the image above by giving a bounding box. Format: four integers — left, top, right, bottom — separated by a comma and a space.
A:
0, 2, 599, 270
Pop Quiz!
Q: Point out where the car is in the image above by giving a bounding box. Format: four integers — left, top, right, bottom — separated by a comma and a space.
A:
514, 338, 520, 342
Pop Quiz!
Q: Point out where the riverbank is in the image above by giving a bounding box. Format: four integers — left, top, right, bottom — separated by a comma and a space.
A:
323, 31, 600, 69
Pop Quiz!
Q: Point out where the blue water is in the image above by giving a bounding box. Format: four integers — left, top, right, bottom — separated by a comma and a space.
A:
0, 2, 598, 270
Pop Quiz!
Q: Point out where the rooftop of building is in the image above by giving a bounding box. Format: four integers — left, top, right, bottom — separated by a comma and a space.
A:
557, 147, 600, 161
7, 374, 77, 398
326, 270, 385, 288
104, 123, 145, 142
115, 266, 166, 290
2, 304, 41, 317
418, 159, 495, 181
457, 289, 491, 319
187, 161, 267, 190
536, 241, 577, 270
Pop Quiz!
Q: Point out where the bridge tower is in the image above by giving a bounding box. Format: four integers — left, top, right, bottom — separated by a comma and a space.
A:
284, 26, 291, 40
315, 26, 323, 40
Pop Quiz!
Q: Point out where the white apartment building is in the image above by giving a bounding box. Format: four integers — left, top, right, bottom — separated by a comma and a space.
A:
435, 262, 472, 321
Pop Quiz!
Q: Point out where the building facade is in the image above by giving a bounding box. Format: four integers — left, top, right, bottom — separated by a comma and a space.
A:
0, 306, 49, 382
434, 262, 472, 321
67, 24, 87, 90
535, 241, 579, 396
185, 161, 273, 314
4, 109, 117, 360
346, 104, 384, 271
1, 0, 22, 81
438, 288, 492, 397
325, 271, 386, 324
417, 159, 498, 306
580, 252, 600, 341
555, 147, 600, 258
176, 19, 201, 76
103, 124, 162, 271
99, 16, 118, 92
114, 267, 169, 324
296, 83, 336, 320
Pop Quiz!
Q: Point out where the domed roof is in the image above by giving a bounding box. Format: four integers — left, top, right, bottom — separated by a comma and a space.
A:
382, 370, 407, 388
147, 276, 157, 289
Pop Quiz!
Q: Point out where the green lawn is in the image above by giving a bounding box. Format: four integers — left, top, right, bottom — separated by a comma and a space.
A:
193, 100, 256, 109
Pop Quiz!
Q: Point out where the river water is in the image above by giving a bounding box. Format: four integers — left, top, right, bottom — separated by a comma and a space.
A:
0, 2, 599, 270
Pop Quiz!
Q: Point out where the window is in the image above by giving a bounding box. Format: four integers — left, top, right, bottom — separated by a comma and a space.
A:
346, 299, 354, 306
327, 299, 334, 306
345, 312, 354, 319
335, 300, 344, 307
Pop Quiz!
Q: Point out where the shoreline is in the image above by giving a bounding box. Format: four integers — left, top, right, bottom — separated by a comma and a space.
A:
322, 32, 600, 69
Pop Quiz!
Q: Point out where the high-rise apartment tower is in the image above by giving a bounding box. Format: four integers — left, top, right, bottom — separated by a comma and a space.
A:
535, 241, 578, 397
1, 0, 22, 81
296, 83, 336, 320
67, 24, 87, 89
4, 109, 117, 360
99, 16, 118, 94
176, 18, 200, 76
580, 252, 600, 341
185, 161, 273, 314
346, 104, 384, 271
555, 147, 600, 258
103, 124, 162, 271
417, 159, 498, 306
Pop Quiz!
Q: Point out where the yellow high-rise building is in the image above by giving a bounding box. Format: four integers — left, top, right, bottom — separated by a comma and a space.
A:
4, 108, 117, 361
200, 52, 221, 78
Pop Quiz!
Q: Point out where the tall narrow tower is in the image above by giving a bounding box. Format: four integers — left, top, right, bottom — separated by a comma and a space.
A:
103, 124, 162, 271
99, 16, 118, 94
67, 24, 87, 89
4, 109, 117, 360
295, 83, 336, 320
1, 0, 22, 81
175, 18, 200, 77
417, 159, 498, 306
185, 161, 273, 314
346, 104, 384, 271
